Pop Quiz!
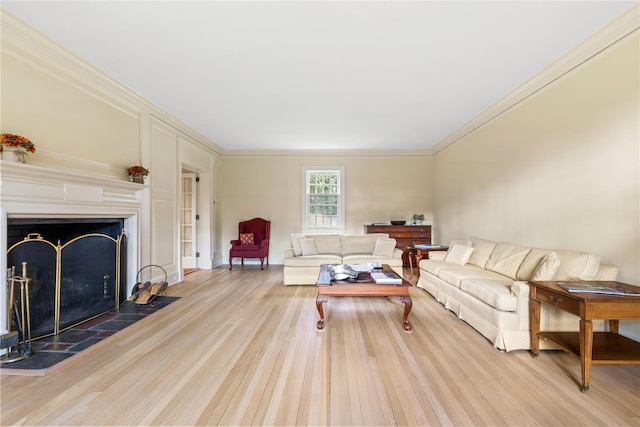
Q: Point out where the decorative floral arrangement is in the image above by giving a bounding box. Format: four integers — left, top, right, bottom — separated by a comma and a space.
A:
1, 133, 36, 154
413, 214, 424, 221
128, 165, 150, 176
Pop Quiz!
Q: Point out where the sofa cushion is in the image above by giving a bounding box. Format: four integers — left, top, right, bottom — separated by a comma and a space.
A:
283, 254, 342, 267
420, 259, 452, 276
240, 233, 255, 245
469, 237, 497, 269
531, 251, 561, 281
485, 242, 531, 280
290, 233, 305, 256
311, 234, 342, 254
372, 238, 397, 258
341, 234, 386, 255
437, 266, 502, 288
444, 244, 474, 265
516, 248, 552, 281
300, 238, 319, 255
553, 250, 600, 280
459, 279, 518, 312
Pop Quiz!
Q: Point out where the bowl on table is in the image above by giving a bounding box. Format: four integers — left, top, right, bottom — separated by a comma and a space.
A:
390, 220, 406, 225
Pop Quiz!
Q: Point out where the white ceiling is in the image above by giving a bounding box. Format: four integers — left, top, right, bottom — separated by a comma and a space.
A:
2, 1, 635, 152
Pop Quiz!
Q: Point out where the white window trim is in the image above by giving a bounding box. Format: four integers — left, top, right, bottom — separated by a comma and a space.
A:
302, 165, 345, 234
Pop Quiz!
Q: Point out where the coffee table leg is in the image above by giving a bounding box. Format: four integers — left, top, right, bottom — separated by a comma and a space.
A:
316, 295, 329, 330
398, 295, 413, 332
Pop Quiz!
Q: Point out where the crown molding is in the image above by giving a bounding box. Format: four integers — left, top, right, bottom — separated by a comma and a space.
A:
429, 3, 640, 156
221, 148, 433, 157
3, 5, 637, 159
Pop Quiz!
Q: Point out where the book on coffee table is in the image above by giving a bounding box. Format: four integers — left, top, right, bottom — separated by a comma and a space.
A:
370, 271, 402, 284
557, 282, 640, 296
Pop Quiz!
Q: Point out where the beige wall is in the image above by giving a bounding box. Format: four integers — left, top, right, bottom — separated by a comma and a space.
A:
433, 33, 639, 284
1, 49, 140, 176
222, 155, 433, 264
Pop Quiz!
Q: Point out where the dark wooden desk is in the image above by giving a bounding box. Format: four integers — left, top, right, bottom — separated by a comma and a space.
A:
529, 280, 640, 392
316, 264, 413, 332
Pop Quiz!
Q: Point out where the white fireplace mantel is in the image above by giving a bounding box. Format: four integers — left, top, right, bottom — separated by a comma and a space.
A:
1, 160, 145, 335
1, 161, 144, 217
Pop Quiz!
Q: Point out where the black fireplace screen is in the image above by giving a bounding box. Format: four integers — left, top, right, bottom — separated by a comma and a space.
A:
6, 229, 127, 340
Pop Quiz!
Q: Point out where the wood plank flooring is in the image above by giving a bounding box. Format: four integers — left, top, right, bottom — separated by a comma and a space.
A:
1, 266, 639, 426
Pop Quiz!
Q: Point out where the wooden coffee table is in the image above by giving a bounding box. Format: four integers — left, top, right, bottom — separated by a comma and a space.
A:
315, 264, 413, 332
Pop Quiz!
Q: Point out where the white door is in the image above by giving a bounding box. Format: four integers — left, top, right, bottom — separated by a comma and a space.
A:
181, 173, 198, 268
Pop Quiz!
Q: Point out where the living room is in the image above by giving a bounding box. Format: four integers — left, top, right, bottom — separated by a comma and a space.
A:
1, 2, 639, 424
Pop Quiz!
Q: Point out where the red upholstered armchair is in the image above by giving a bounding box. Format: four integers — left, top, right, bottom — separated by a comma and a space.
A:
229, 218, 271, 270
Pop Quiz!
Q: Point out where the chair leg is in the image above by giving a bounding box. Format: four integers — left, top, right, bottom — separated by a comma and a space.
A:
229, 258, 233, 270
241, 258, 244, 266
260, 258, 264, 270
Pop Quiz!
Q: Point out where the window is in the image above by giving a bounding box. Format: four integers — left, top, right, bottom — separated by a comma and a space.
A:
302, 166, 345, 232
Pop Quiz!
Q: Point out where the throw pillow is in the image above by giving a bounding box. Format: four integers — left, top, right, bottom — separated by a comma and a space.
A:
531, 251, 561, 281
300, 238, 319, 256
468, 237, 497, 268
372, 238, 397, 258
240, 233, 254, 245
444, 244, 475, 265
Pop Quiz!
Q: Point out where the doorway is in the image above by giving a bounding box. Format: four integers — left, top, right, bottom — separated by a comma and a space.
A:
181, 172, 198, 274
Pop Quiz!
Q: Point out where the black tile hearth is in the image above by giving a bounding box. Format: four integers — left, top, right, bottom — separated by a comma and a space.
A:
1, 296, 179, 375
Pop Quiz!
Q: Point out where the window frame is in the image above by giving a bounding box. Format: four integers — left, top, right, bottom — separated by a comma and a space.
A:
301, 166, 345, 234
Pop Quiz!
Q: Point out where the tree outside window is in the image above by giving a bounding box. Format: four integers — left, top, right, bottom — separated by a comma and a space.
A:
303, 166, 344, 232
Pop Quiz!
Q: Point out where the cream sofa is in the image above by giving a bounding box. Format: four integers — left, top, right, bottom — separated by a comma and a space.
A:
283, 233, 404, 285
417, 237, 619, 351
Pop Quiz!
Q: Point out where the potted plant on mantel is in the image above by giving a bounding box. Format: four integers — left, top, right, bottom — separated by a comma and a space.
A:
128, 165, 149, 184
413, 214, 424, 225
1, 133, 36, 163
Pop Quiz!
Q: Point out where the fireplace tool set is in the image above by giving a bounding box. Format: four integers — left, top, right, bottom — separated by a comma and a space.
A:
1, 262, 33, 363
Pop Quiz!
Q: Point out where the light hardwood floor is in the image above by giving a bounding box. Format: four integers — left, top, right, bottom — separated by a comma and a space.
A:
1, 266, 639, 426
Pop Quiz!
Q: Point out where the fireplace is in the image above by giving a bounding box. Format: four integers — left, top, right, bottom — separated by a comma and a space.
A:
6, 218, 127, 339
1, 161, 143, 342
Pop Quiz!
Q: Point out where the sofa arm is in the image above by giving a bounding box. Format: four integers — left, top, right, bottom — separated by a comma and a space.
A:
284, 248, 295, 258
429, 251, 447, 261
511, 281, 530, 297
592, 264, 619, 281
230, 239, 240, 248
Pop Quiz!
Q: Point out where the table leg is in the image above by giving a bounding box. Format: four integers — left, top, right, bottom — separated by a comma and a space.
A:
408, 249, 414, 276
316, 295, 329, 331
530, 298, 541, 357
398, 295, 413, 333
579, 319, 593, 392
609, 319, 619, 334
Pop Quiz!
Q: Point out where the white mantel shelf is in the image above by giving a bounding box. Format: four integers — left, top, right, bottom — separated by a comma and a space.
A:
1, 160, 144, 217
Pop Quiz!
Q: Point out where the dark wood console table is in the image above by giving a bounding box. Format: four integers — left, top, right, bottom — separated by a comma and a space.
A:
365, 224, 431, 265
529, 280, 640, 392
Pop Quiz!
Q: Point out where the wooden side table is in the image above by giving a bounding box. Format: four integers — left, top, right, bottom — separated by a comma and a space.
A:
407, 245, 448, 276
529, 280, 640, 392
